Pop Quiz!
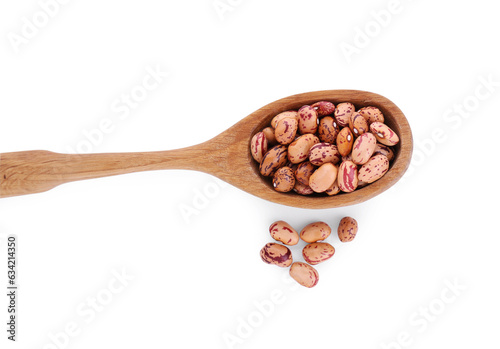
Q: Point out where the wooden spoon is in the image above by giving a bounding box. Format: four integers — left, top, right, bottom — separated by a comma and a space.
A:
0, 90, 412, 208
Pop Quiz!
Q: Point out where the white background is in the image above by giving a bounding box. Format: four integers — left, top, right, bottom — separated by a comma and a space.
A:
1, 0, 499, 348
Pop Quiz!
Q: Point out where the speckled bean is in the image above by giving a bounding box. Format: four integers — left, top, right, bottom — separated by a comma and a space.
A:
259, 145, 288, 176
373, 143, 394, 161
338, 217, 358, 242
358, 154, 390, 183
271, 111, 298, 129
370, 122, 399, 146
349, 112, 369, 137
302, 242, 335, 265
318, 116, 339, 143
260, 243, 293, 267
269, 221, 300, 245
295, 161, 316, 185
250, 131, 268, 163
337, 127, 354, 157
288, 134, 320, 164
262, 126, 277, 146
311, 101, 335, 117
334, 102, 355, 127
351, 132, 377, 165
293, 181, 314, 195
300, 222, 331, 243
275, 117, 298, 145
338, 160, 358, 193
358, 106, 384, 124
325, 179, 340, 196
298, 105, 318, 134
308, 143, 341, 166
289, 262, 319, 288
273, 166, 296, 192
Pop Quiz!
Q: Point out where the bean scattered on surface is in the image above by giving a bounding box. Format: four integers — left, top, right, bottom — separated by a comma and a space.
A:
289, 262, 319, 288
261, 217, 360, 288
337, 217, 358, 242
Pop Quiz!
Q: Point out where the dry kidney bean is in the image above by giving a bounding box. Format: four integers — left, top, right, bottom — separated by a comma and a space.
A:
298, 105, 318, 134
373, 143, 394, 161
275, 117, 298, 145
273, 167, 295, 192
260, 243, 293, 267
250, 101, 400, 195
308, 143, 341, 166
349, 112, 369, 136
261, 217, 360, 288
293, 181, 314, 195
338, 160, 358, 193
300, 221, 331, 243
271, 111, 298, 128
370, 122, 399, 146
295, 161, 315, 185
337, 217, 358, 242
269, 221, 300, 245
288, 134, 319, 164
259, 145, 288, 176
311, 101, 335, 116
309, 163, 338, 193
289, 262, 319, 288
250, 131, 267, 163
325, 179, 340, 196
337, 127, 354, 157
351, 132, 377, 165
358, 154, 389, 183
262, 126, 277, 146
302, 242, 335, 265
334, 102, 355, 127
358, 106, 384, 124
318, 116, 339, 143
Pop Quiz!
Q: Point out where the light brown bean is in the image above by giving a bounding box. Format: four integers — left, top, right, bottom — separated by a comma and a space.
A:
318, 116, 339, 143
337, 127, 354, 157
288, 134, 320, 164
259, 145, 288, 176
250, 131, 268, 163
351, 132, 377, 165
289, 262, 319, 288
300, 222, 332, 243
260, 243, 293, 267
338, 217, 358, 242
358, 154, 390, 183
349, 112, 369, 137
311, 101, 335, 116
334, 102, 355, 127
308, 143, 341, 166
272, 166, 296, 192
370, 122, 399, 146
275, 117, 298, 145
295, 161, 316, 185
271, 111, 298, 129
298, 105, 318, 134
269, 221, 300, 245
309, 163, 338, 193
337, 160, 358, 193
302, 242, 335, 265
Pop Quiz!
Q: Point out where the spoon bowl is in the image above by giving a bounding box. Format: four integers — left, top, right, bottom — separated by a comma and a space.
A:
0, 90, 412, 208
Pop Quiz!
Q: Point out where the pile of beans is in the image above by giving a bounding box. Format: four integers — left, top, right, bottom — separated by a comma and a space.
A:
250, 102, 400, 195
260, 217, 358, 288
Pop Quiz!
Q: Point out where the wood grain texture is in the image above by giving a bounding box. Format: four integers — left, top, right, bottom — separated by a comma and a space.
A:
0, 90, 413, 208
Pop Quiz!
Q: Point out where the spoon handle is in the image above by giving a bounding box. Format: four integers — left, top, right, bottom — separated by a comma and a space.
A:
0, 144, 220, 198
